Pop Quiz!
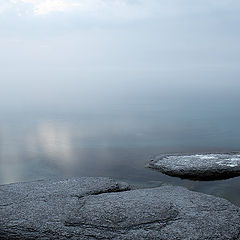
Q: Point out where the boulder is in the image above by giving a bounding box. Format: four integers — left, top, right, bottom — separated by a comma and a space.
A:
0, 177, 240, 239
147, 152, 240, 180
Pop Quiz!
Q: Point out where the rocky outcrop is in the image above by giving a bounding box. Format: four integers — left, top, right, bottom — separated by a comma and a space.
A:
0, 177, 240, 239
147, 152, 240, 180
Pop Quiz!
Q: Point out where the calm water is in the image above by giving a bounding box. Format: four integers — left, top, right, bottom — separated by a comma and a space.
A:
1, 73, 240, 206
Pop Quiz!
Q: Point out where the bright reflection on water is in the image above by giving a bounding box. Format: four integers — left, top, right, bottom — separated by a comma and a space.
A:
0, 104, 240, 207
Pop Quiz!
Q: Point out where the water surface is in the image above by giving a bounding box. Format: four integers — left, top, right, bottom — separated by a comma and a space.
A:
1, 72, 240, 206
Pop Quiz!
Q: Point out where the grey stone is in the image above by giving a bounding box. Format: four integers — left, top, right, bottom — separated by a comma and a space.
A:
147, 152, 240, 180
0, 177, 240, 239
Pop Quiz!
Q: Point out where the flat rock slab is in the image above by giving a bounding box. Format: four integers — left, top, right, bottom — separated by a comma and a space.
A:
1, 177, 240, 240
147, 152, 240, 180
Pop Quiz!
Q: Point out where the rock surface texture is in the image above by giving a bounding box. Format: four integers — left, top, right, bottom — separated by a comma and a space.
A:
147, 152, 240, 180
0, 177, 240, 240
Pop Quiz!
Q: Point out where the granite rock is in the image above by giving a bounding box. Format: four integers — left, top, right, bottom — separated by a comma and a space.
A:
147, 152, 240, 180
0, 177, 240, 239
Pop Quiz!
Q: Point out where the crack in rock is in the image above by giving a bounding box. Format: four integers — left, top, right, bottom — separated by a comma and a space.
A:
72, 183, 131, 199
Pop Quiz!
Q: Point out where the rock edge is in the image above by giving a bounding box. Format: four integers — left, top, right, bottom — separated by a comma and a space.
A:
147, 152, 240, 180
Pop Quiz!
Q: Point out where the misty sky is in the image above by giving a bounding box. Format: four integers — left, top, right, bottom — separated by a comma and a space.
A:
0, 0, 240, 110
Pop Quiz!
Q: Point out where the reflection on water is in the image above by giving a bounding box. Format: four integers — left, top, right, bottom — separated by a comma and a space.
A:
0, 108, 240, 207
32, 122, 74, 166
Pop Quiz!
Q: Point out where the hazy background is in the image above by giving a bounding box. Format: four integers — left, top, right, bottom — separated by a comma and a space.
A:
0, 0, 240, 205
0, 0, 240, 112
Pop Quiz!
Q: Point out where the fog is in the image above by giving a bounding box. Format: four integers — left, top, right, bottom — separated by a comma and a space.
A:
0, 0, 240, 111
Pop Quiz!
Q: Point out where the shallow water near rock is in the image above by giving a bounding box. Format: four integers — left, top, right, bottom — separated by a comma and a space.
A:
1, 107, 240, 207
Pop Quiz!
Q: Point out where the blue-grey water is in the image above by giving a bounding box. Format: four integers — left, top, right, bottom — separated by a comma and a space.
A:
0, 71, 240, 206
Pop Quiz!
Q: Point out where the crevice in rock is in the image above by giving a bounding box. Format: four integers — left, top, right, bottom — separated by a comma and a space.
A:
72, 184, 131, 199
0, 203, 14, 207
64, 205, 180, 233
65, 215, 181, 237
83, 234, 106, 240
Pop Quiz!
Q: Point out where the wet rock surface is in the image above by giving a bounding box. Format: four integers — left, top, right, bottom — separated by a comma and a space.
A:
147, 152, 240, 180
1, 177, 240, 239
